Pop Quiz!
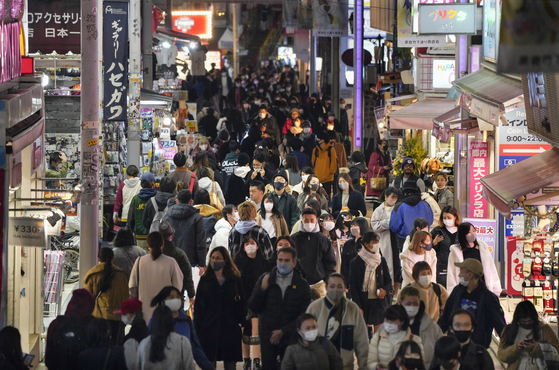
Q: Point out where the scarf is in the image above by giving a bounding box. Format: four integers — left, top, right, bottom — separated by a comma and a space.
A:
358, 247, 381, 299
290, 125, 303, 135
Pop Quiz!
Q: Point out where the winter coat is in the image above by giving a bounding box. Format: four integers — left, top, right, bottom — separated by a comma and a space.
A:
400, 248, 438, 288
114, 178, 141, 222
272, 191, 300, 232
282, 337, 344, 370
389, 194, 434, 239
291, 223, 337, 285
113, 245, 146, 277
163, 240, 195, 299
123, 321, 149, 370
208, 218, 233, 264
421, 193, 441, 230
391, 173, 426, 194
498, 323, 559, 370
340, 237, 363, 291
194, 273, 247, 362
162, 203, 207, 267
431, 225, 457, 287
409, 281, 449, 322
168, 168, 199, 194
307, 298, 369, 370
292, 150, 312, 171
234, 251, 274, 302
349, 162, 367, 195
331, 190, 367, 218
258, 212, 289, 240
142, 191, 176, 230
409, 303, 443, 369
367, 327, 424, 370
226, 166, 250, 205
434, 187, 454, 210
127, 188, 157, 239
221, 152, 239, 195
253, 113, 281, 144
78, 346, 127, 370
194, 204, 220, 246
348, 255, 392, 315
229, 221, 274, 260
447, 240, 502, 297
83, 263, 129, 321
135, 332, 195, 370
370, 204, 396, 281
438, 281, 506, 348
366, 151, 391, 197
331, 142, 347, 170
312, 144, 338, 184
249, 267, 311, 345
198, 177, 225, 206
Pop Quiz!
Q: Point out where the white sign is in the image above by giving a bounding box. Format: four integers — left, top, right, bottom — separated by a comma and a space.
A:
9, 217, 47, 247
204, 50, 221, 72
160, 128, 171, 140
432, 59, 455, 89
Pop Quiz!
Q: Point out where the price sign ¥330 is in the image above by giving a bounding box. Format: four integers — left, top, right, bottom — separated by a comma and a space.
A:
9, 217, 47, 247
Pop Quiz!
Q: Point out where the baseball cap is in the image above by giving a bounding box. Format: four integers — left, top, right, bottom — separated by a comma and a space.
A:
454, 258, 484, 276
114, 298, 143, 314
140, 172, 155, 182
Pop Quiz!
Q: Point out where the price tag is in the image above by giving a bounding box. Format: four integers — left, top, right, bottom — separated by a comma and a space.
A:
186, 120, 198, 133
9, 217, 47, 247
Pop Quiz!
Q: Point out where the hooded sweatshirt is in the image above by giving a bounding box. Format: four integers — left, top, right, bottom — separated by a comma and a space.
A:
389, 193, 433, 238
208, 218, 234, 264
127, 188, 157, 239
226, 166, 250, 205
115, 177, 141, 222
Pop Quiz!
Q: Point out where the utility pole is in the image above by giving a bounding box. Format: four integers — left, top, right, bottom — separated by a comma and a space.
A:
142, 0, 153, 90
128, 0, 141, 167
353, 0, 364, 151
331, 37, 340, 117
165, 0, 173, 30
309, 35, 317, 94
233, 4, 238, 77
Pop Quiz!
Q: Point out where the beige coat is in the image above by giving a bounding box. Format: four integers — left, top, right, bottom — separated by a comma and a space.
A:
409, 281, 448, 322
83, 263, 129, 321
498, 324, 559, 370
258, 213, 289, 239
367, 327, 424, 370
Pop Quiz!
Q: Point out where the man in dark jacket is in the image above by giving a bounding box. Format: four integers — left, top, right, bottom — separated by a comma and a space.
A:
249, 247, 311, 370
221, 140, 241, 196
391, 157, 426, 193
198, 107, 219, 141
253, 104, 281, 146
127, 172, 157, 251
226, 153, 251, 206
291, 209, 337, 288
290, 138, 311, 170
161, 189, 207, 273
438, 259, 506, 349
271, 171, 299, 232
142, 176, 176, 230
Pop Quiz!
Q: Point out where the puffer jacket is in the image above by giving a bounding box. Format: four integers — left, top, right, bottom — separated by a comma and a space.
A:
249, 267, 311, 346
208, 218, 233, 264
162, 203, 207, 267
400, 248, 438, 288
389, 194, 434, 238
367, 327, 424, 370
312, 144, 338, 183
408, 302, 443, 369
282, 337, 344, 370
83, 263, 129, 321
306, 298, 369, 370
291, 223, 337, 285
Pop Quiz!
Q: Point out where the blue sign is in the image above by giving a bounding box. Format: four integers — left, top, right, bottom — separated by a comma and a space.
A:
499, 155, 530, 171
504, 210, 526, 237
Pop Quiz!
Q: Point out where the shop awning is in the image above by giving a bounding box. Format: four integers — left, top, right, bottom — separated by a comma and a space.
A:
389, 98, 457, 130
480, 147, 559, 219
452, 68, 524, 126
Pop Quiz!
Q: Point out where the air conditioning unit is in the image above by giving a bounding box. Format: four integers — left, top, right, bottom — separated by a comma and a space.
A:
522, 73, 559, 147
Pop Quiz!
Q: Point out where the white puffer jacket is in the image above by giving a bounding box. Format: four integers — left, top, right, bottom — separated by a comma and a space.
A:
207, 218, 233, 265
367, 327, 424, 370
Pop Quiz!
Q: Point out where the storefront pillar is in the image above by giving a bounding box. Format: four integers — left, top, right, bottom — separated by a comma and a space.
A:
309, 36, 317, 94
454, 107, 470, 217
142, 0, 154, 90
128, 0, 142, 167
331, 37, 340, 117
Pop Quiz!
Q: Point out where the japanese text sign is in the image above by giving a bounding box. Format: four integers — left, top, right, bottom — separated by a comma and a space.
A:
28, 0, 81, 54
103, 2, 128, 121
418, 3, 476, 35
463, 218, 496, 259
469, 142, 488, 219
172, 12, 212, 39
397, 0, 446, 48
311, 0, 348, 37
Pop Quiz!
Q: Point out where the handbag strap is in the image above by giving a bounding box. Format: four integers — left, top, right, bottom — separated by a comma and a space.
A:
101, 349, 111, 370
376, 167, 383, 178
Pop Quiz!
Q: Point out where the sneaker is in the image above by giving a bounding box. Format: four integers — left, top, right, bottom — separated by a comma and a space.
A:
243, 358, 252, 370
253, 358, 261, 370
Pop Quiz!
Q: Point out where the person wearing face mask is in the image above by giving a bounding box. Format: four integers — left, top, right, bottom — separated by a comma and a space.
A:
194, 247, 247, 370
387, 341, 426, 370
409, 262, 448, 322
400, 231, 438, 288
340, 217, 370, 297
228, 77, 248, 109
433, 173, 454, 209
46, 151, 69, 189
430, 207, 461, 287
438, 259, 506, 349
281, 313, 344, 370
208, 205, 239, 264
300, 121, 318, 157
348, 151, 367, 195
229, 201, 275, 261
249, 151, 274, 186
327, 130, 347, 169
331, 173, 367, 218
148, 286, 214, 370
258, 193, 289, 245
313, 131, 339, 197
367, 305, 424, 370
432, 336, 476, 370
349, 232, 392, 335
249, 247, 311, 369
253, 104, 281, 145
115, 299, 149, 370
289, 139, 312, 172
306, 274, 369, 370
319, 214, 339, 267
292, 209, 337, 295
233, 237, 274, 370
297, 174, 330, 213
371, 187, 401, 284
446, 223, 501, 297
366, 139, 392, 206
270, 172, 300, 232
283, 108, 304, 135
397, 286, 443, 369
498, 301, 559, 370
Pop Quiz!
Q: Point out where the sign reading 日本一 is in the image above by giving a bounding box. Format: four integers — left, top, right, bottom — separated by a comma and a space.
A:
9, 217, 47, 247
418, 3, 476, 35
103, 2, 129, 121
469, 142, 488, 219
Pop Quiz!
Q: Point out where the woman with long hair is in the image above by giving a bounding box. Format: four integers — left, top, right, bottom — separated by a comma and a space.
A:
331, 173, 367, 218
447, 222, 502, 296
135, 305, 195, 369
78, 318, 127, 370
387, 340, 426, 370
0, 326, 27, 370
296, 174, 329, 213
366, 139, 392, 206
433, 172, 453, 209
498, 301, 559, 370
340, 217, 370, 294
83, 247, 129, 345
197, 166, 225, 206
431, 206, 461, 287
258, 193, 289, 245
194, 247, 247, 370
400, 231, 437, 288
349, 151, 367, 195
284, 153, 302, 186
112, 226, 146, 277
149, 287, 213, 370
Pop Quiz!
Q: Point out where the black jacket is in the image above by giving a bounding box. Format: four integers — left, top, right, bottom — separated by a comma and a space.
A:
78, 346, 127, 370
331, 190, 367, 218
142, 191, 175, 230
348, 255, 392, 312
291, 230, 336, 285
429, 339, 492, 370
161, 203, 207, 267
234, 251, 273, 301
349, 162, 367, 195
249, 267, 311, 345
438, 282, 506, 348
226, 172, 249, 206
431, 226, 457, 287
340, 237, 363, 291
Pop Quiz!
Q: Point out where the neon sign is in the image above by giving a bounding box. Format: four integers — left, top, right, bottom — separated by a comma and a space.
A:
418, 3, 476, 35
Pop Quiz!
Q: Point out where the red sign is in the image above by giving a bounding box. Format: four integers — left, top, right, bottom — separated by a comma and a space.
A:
506, 236, 523, 295
499, 144, 551, 157
0, 21, 21, 83
172, 12, 211, 39
469, 142, 489, 218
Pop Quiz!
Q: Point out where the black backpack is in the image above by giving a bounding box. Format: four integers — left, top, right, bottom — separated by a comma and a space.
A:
50, 315, 91, 369
432, 283, 443, 309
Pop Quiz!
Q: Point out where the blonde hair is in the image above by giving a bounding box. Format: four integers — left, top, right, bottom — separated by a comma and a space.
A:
238, 201, 257, 221
409, 231, 431, 253
397, 285, 421, 304
197, 136, 210, 147
175, 181, 189, 193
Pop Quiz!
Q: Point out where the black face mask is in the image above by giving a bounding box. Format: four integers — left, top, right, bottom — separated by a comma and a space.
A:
401, 358, 423, 370
519, 322, 534, 330
440, 359, 456, 370
382, 144, 388, 151
452, 330, 472, 343
344, 221, 352, 228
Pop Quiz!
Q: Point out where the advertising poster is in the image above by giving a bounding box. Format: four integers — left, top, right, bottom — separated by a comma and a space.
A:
28, 0, 81, 54
397, 0, 446, 47
298, 0, 313, 29
463, 218, 496, 259
469, 142, 488, 219
311, 0, 348, 37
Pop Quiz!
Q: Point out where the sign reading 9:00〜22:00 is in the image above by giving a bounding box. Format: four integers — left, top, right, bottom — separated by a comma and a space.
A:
506, 135, 545, 143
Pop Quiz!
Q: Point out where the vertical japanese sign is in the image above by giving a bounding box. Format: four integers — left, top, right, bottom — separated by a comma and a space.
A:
103, 2, 128, 121
469, 142, 488, 218
311, 0, 348, 37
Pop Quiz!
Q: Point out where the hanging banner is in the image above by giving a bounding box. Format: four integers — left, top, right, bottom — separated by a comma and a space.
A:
469, 141, 488, 218
103, 2, 129, 121
311, 0, 348, 36
498, 0, 559, 73
27, 0, 80, 54
298, 0, 313, 29
284, 0, 298, 28
397, 0, 446, 48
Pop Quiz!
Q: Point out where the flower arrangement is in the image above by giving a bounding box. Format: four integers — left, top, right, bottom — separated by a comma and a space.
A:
392, 135, 427, 177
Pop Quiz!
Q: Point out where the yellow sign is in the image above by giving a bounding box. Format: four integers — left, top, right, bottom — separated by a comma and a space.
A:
87, 138, 99, 147
186, 120, 198, 133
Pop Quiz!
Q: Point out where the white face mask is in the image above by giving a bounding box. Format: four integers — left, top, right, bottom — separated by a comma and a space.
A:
245, 243, 258, 255
301, 329, 318, 342
199, 144, 208, 151
443, 219, 455, 227
259, 112, 266, 119
264, 203, 274, 212
303, 222, 316, 233
350, 227, 360, 236
418, 275, 431, 287
404, 305, 420, 318
383, 322, 400, 334
231, 212, 239, 222
164, 298, 182, 312
121, 314, 134, 325
339, 182, 349, 190
301, 174, 309, 184
303, 127, 311, 134
323, 221, 335, 231
459, 275, 470, 286
368, 243, 380, 253
386, 198, 397, 206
